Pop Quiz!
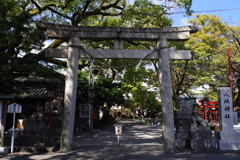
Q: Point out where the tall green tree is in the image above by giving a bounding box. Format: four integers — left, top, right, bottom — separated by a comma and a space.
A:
0, 0, 193, 93
186, 14, 231, 100
225, 24, 240, 104
167, 14, 240, 103
0, 0, 126, 94
69, 0, 193, 110
0, 1, 63, 94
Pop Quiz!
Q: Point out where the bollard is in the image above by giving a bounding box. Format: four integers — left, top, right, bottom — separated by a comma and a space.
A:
114, 123, 123, 145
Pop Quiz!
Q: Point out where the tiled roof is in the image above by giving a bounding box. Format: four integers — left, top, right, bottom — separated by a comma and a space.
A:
16, 86, 48, 98
13, 76, 61, 98
0, 95, 16, 99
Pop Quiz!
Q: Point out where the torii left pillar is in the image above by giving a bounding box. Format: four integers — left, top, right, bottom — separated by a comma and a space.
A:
60, 37, 80, 151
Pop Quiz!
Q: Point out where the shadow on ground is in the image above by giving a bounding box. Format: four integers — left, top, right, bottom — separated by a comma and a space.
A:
1, 118, 240, 160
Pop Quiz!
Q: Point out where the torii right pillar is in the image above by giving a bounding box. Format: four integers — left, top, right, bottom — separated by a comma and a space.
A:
158, 38, 175, 151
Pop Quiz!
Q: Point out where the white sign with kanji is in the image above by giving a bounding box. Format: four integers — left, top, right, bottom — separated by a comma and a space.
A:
7, 103, 22, 113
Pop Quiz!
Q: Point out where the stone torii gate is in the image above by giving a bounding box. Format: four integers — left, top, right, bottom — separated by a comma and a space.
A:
36, 22, 198, 151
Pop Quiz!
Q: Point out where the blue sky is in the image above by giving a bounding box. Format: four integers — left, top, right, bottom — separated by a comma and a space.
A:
170, 0, 240, 26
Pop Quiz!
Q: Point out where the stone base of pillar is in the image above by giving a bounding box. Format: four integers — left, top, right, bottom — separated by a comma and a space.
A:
218, 141, 240, 150
216, 130, 240, 141
216, 130, 240, 150
186, 138, 218, 150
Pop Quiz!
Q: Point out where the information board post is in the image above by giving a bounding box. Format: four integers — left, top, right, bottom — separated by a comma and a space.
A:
10, 112, 16, 153
7, 103, 22, 153
114, 123, 123, 145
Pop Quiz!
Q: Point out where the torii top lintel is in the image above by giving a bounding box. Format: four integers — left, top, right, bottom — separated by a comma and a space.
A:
36, 22, 199, 41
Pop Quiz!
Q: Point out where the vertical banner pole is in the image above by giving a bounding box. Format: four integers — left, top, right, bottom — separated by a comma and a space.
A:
228, 47, 232, 87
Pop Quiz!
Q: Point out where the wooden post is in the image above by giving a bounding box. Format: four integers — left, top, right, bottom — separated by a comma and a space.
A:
60, 37, 80, 151
158, 38, 175, 151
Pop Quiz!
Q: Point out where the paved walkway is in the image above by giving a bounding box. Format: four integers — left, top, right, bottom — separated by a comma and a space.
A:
1, 118, 240, 160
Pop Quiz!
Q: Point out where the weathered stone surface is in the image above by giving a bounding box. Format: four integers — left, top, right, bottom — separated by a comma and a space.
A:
36, 22, 199, 41
186, 128, 218, 150
158, 38, 175, 151
218, 87, 234, 131
175, 98, 193, 119
217, 87, 240, 150
46, 48, 191, 60
233, 112, 238, 125
175, 120, 191, 140
216, 130, 240, 141
191, 110, 207, 129
60, 37, 80, 151
218, 141, 240, 150
46, 29, 191, 41
175, 98, 193, 146
175, 98, 218, 150
36, 22, 199, 33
